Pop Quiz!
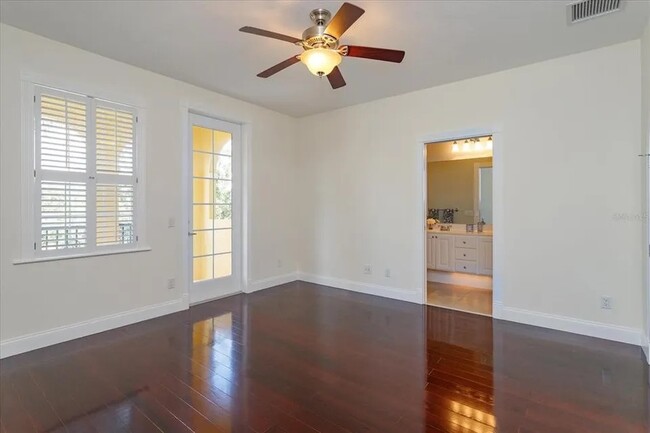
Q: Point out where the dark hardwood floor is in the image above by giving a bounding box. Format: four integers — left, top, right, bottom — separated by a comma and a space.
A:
0, 281, 647, 433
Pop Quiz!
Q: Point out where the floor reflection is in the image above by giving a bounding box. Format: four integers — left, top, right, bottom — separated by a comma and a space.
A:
422, 306, 495, 433
187, 312, 237, 431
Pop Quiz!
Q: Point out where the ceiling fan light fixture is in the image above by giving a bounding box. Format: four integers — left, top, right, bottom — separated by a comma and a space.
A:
240, 3, 405, 89
300, 48, 342, 76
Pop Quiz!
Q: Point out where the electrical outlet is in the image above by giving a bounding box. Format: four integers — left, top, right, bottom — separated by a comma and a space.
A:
167, 278, 176, 290
384, 268, 391, 278
168, 217, 176, 228
600, 296, 612, 310
363, 265, 372, 275
601, 368, 612, 385
277, 259, 283, 268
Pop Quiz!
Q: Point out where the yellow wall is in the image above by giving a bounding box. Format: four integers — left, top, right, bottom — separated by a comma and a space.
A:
427, 157, 492, 224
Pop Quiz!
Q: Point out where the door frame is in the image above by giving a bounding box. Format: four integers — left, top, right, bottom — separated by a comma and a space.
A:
645, 127, 650, 364
180, 107, 251, 306
417, 127, 504, 315
643, 102, 650, 364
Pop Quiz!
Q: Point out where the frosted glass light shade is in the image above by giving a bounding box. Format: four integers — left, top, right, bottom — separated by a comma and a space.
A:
300, 48, 342, 76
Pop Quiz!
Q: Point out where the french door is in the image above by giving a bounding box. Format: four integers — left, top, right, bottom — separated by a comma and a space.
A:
188, 113, 241, 304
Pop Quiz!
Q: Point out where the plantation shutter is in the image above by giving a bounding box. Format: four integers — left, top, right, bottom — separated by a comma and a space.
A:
95, 102, 137, 246
36, 89, 89, 251
34, 85, 138, 254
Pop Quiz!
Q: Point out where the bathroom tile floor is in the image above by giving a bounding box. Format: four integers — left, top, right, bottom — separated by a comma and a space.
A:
427, 281, 493, 316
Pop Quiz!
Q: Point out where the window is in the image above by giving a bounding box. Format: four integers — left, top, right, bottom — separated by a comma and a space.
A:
31, 85, 140, 257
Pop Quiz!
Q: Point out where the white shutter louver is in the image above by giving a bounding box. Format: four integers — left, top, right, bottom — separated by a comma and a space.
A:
39, 94, 87, 172
96, 184, 135, 245
40, 181, 87, 250
94, 102, 137, 246
96, 106, 135, 175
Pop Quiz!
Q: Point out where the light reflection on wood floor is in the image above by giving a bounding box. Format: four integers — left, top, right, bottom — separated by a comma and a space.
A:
427, 281, 493, 316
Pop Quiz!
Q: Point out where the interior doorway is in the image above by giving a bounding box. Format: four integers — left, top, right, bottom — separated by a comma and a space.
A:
424, 135, 494, 316
188, 113, 242, 304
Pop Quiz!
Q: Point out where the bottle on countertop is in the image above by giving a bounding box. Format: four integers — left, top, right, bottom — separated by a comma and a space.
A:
477, 218, 485, 233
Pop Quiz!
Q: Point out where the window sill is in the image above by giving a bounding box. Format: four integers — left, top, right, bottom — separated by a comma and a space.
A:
13, 246, 152, 265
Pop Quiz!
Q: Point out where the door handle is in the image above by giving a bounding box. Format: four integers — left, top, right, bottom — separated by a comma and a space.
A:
188, 232, 197, 236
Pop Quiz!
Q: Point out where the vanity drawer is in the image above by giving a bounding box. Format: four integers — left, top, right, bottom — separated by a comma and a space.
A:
455, 260, 477, 273
455, 236, 477, 249
455, 248, 477, 261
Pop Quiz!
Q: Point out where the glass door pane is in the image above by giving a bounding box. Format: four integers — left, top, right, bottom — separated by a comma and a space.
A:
192, 125, 233, 283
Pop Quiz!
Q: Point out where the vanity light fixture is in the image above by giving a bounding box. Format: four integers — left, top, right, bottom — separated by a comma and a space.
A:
449, 136, 493, 154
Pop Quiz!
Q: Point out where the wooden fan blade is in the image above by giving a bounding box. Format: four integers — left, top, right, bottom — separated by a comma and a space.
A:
257, 56, 301, 78
345, 45, 405, 63
239, 26, 302, 44
327, 66, 346, 89
324, 3, 365, 39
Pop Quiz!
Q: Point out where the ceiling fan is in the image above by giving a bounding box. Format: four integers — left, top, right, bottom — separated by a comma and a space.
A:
239, 2, 405, 89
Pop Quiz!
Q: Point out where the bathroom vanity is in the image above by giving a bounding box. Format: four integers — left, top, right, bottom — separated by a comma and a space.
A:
427, 230, 493, 275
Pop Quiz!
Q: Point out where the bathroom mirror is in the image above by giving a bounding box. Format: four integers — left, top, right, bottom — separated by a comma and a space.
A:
426, 137, 493, 225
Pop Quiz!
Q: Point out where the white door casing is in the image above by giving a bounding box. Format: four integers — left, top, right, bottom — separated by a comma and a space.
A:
419, 128, 502, 308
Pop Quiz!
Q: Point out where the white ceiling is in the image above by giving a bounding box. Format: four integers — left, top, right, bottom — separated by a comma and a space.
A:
1, 1, 648, 117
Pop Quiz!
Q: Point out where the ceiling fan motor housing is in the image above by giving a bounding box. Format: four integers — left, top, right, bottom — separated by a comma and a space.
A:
302, 8, 339, 50
309, 8, 331, 25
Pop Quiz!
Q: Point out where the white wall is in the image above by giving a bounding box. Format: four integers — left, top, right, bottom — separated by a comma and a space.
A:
641, 18, 650, 358
297, 41, 644, 339
0, 25, 298, 347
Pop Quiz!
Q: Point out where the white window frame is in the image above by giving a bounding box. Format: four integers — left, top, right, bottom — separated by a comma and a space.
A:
17, 82, 148, 263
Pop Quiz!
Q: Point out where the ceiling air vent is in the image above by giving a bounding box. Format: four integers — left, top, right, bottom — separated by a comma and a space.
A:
568, 0, 622, 24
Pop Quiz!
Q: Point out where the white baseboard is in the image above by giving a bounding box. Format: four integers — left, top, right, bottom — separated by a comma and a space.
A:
0, 296, 188, 359
494, 302, 643, 346
246, 272, 299, 293
189, 282, 245, 305
297, 272, 422, 304
493, 300, 504, 318
188, 291, 243, 307
642, 337, 649, 365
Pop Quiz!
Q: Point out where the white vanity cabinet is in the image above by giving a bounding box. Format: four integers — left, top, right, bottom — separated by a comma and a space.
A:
427, 234, 454, 272
427, 231, 493, 276
426, 233, 436, 269
434, 235, 454, 271
478, 238, 493, 275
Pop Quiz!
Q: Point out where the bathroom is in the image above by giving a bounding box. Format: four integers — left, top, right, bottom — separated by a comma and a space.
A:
425, 135, 493, 315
